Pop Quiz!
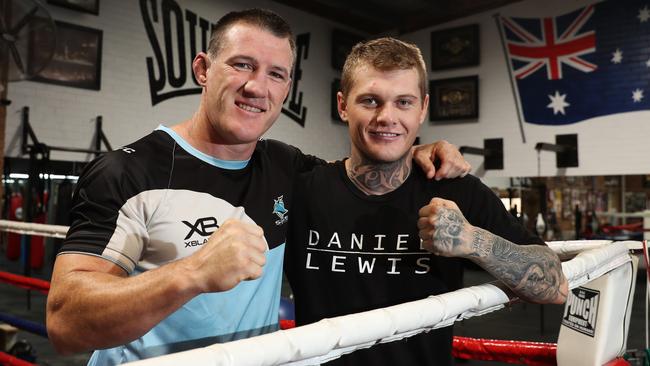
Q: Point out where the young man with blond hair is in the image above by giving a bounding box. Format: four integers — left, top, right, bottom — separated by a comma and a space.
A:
285, 37, 568, 365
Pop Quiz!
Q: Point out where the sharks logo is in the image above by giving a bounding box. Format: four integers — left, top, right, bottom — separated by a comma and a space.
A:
273, 195, 288, 226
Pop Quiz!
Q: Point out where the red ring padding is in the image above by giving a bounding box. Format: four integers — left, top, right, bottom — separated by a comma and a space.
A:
281, 320, 557, 365
452, 336, 556, 365
0, 271, 50, 294
0, 351, 36, 366
279, 319, 295, 330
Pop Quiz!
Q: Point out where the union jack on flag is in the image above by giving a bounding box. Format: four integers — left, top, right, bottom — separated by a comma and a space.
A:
503, 5, 596, 80
498, 0, 650, 125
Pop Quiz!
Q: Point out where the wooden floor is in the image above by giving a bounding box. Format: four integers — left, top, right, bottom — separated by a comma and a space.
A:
0, 252, 647, 366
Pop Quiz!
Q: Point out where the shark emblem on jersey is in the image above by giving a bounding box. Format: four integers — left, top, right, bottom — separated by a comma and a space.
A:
273, 195, 288, 226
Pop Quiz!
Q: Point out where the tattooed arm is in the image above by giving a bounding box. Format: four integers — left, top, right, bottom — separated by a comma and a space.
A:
417, 197, 568, 304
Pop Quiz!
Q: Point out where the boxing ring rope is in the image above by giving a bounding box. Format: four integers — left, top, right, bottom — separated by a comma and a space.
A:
0, 271, 51, 339
0, 219, 68, 239
451, 336, 556, 366
0, 271, 50, 294
0, 220, 642, 366
123, 241, 640, 366
0, 313, 48, 338
0, 220, 59, 364
0, 351, 36, 366
0, 271, 50, 336
278, 317, 560, 365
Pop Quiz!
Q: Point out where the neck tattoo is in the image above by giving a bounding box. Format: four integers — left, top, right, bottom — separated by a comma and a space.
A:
346, 154, 411, 195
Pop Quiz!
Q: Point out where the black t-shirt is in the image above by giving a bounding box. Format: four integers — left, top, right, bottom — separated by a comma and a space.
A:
285, 160, 543, 366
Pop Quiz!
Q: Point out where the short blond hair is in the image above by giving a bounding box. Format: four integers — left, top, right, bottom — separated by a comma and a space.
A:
340, 37, 427, 102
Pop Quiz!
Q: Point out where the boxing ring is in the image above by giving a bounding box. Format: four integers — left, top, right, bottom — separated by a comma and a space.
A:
123, 240, 642, 366
0, 219, 646, 366
0, 220, 65, 365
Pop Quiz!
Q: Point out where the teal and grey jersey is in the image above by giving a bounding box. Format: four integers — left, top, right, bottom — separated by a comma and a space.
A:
60, 126, 323, 365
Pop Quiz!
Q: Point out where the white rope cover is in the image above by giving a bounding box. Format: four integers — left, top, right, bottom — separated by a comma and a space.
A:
547, 240, 642, 259
546, 240, 612, 258
123, 241, 637, 366
0, 219, 68, 239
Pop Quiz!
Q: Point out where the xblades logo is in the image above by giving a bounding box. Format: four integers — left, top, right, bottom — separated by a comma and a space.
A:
182, 217, 219, 240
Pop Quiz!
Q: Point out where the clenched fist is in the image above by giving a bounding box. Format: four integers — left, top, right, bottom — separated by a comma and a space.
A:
185, 219, 267, 293
417, 198, 475, 258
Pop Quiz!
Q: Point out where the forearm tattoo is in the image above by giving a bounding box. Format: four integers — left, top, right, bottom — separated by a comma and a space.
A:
471, 228, 566, 303
469, 229, 491, 258
347, 154, 411, 195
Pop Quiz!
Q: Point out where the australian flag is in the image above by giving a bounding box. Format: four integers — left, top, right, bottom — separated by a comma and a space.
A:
498, 0, 650, 125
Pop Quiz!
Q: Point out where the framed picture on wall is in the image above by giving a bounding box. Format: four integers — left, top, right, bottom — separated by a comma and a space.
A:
47, 0, 100, 15
331, 29, 364, 70
430, 24, 479, 70
31, 21, 103, 90
429, 75, 479, 122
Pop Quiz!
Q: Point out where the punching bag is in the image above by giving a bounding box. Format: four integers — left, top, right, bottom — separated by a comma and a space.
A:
29, 191, 48, 270
30, 211, 46, 269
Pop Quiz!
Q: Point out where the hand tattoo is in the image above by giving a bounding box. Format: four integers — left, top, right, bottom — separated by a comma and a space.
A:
432, 208, 466, 253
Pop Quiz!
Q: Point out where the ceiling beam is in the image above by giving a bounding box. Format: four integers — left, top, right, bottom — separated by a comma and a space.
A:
397, 0, 523, 34
271, 0, 524, 35
271, 0, 388, 34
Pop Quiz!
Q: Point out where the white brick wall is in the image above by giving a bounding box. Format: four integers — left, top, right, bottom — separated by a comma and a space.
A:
6, 0, 649, 176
